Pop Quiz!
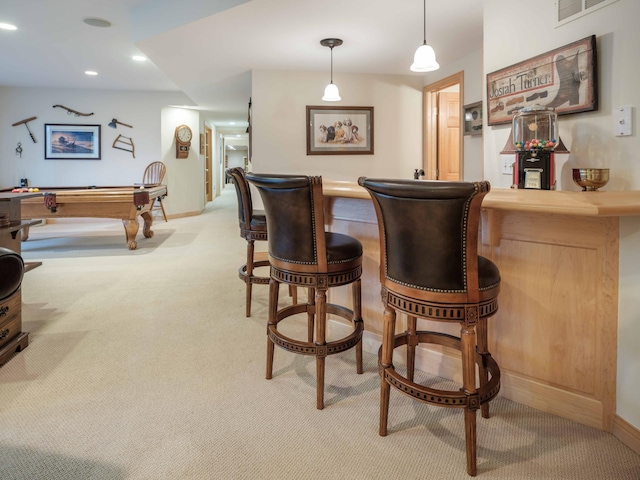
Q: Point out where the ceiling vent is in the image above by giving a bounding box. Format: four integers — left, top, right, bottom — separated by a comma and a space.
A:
555, 0, 619, 26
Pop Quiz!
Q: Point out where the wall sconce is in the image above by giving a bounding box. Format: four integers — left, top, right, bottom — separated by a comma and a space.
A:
321, 38, 342, 102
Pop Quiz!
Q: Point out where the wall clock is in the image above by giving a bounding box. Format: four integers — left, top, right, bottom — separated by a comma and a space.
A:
175, 124, 192, 158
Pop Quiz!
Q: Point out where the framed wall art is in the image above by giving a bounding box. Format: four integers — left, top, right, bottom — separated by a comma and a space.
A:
306, 106, 373, 155
45, 124, 101, 160
463, 101, 483, 136
486, 35, 597, 126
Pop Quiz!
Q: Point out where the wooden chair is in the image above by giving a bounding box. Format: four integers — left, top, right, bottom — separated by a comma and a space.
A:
143, 161, 167, 222
246, 172, 364, 409
226, 167, 297, 317
359, 177, 501, 476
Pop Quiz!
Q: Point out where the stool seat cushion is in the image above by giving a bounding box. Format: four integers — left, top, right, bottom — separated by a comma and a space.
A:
326, 232, 363, 264
0, 247, 24, 301
478, 256, 501, 292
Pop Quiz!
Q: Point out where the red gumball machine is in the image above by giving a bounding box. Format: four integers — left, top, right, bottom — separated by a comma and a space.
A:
512, 105, 558, 190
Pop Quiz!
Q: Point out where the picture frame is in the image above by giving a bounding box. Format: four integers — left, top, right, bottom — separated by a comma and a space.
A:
463, 102, 483, 136
44, 124, 101, 160
306, 106, 373, 155
486, 35, 597, 126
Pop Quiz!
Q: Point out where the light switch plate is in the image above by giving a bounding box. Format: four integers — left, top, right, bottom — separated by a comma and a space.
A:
501, 157, 513, 175
614, 106, 632, 137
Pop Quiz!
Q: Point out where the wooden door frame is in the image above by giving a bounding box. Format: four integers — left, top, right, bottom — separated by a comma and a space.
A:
205, 125, 213, 202
423, 71, 464, 180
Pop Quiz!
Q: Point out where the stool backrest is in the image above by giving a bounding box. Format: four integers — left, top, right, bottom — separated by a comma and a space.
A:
246, 173, 326, 270
0, 247, 24, 301
359, 178, 490, 302
226, 167, 254, 232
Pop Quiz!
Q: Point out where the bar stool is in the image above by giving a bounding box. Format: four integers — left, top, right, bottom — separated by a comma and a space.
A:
246, 173, 364, 410
226, 167, 297, 317
359, 177, 501, 477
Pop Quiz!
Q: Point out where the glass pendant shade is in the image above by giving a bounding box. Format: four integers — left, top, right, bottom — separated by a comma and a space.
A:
410, 42, 439, 72
322, 82, 341, 102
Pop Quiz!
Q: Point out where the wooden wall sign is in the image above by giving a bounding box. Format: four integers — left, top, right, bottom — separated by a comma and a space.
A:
486, 35, 597, 126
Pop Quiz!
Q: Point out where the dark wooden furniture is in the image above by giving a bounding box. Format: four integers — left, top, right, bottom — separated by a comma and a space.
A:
227, 167, 297, 317
246, 173, 364, 409
0, 247, 27, 365
142, 162, 168, 222
359, 177, 501, 476
16, 185, 167, 250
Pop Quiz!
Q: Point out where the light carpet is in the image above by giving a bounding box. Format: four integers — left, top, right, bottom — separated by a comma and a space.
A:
0, 186, 638, 479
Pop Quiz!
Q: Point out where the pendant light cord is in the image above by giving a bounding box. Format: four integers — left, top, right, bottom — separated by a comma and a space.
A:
423, 0, 427, 44
330, 46, 334, 83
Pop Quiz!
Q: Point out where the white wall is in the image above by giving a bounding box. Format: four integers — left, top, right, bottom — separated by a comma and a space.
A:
161, 107, 204, 216
484, 0, 640, 429
423, 49, 485, 182
0, 87, 204, 216
251, 70, 424, 181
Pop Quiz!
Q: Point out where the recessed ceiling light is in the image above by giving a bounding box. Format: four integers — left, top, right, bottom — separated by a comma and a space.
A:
132, 55, 146, 62
85, 71, 98, 76
82, 17, 112, 28
0, 23, 17, 31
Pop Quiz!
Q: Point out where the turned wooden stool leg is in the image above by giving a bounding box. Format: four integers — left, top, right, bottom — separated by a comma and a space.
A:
289, 285, 298, 304
379, 306, 397, 436
477, 317, 490, 419
352, 278, 363, 374
307, 287, 315, 343
245, 240, 256, 317
406, 314, 418, 382
462, 324, 478, 477
266, 278, 280, 380
315, 287, 327, 410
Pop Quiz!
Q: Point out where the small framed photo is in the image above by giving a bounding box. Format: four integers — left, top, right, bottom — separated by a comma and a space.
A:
306, 106, 373, 155
45, 124, 101, 160
463, 102, 483, 136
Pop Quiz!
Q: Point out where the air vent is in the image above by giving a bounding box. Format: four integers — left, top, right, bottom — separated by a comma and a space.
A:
555, 0, 619, 26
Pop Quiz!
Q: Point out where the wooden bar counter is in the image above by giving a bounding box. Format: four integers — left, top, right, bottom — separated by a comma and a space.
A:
322, 181, 640, 433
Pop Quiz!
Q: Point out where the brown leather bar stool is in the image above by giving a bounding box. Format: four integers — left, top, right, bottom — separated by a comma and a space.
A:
359, 177, 501, 477
226, 167, 297, 317
246, 173, 364, 410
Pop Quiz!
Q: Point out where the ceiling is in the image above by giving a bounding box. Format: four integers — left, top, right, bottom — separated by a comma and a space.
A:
0, 0, 483, 141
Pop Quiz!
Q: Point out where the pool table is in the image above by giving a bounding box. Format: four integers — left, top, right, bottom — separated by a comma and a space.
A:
16, 185, 168, 250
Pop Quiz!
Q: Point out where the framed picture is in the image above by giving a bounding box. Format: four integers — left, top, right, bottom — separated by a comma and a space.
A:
486, 35, 597, 126
306, 106, 373, 155
463, 102, 483, 136
45, 124, 101, 160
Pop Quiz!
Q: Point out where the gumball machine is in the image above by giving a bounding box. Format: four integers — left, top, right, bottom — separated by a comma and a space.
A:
513, 105, 558, 190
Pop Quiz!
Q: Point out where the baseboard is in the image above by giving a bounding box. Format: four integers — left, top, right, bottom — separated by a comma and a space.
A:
612, 414, 640, 455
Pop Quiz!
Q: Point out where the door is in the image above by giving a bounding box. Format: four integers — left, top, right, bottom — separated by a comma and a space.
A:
437, 91, 460, 181
423, 71, 464, 181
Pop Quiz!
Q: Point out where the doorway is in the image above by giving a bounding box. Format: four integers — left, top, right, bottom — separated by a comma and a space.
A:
423, 71, 464, 180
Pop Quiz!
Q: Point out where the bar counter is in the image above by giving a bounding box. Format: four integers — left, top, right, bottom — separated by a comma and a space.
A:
322, 181, 636, 433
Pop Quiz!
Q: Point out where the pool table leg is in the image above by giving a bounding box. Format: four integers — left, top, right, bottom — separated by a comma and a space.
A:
122, 219, 140, 250
140, 211, 154, 239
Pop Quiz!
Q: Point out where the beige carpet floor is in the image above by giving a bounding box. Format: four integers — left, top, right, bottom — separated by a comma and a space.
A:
0, 186, 638, 479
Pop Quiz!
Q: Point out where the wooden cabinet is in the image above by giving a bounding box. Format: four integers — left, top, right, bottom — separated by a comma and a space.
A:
0, 191, 41, 365
0, 289, 27, 365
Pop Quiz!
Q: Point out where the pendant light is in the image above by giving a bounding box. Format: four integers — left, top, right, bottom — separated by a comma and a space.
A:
321, 38, 342, 102
410, 0, 439, 72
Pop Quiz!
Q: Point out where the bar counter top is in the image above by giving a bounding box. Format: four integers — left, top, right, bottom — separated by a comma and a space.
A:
322, 180, 640, 217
